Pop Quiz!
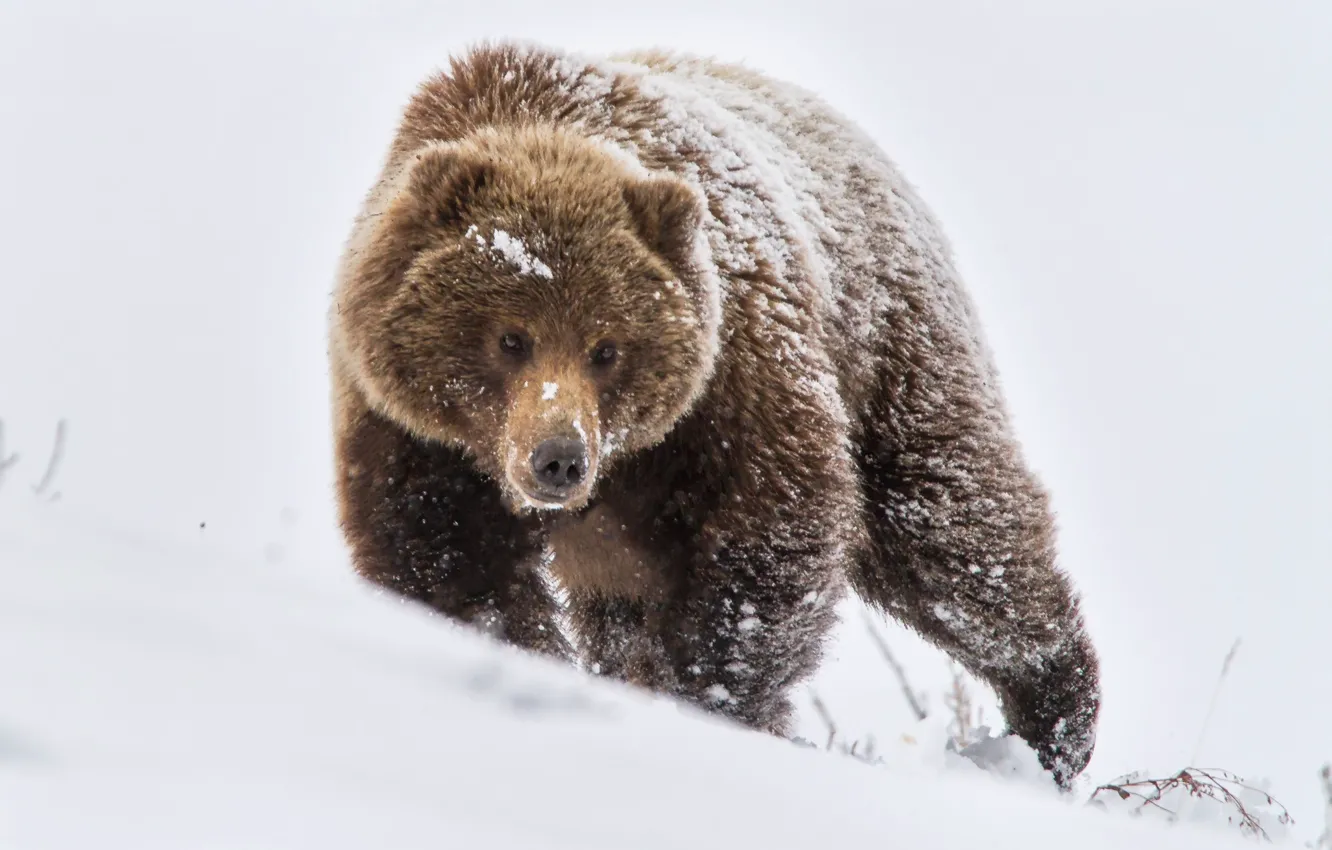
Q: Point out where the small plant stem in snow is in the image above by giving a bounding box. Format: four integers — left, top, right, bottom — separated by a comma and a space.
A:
31, 419, 67, 500
0, 420, 18, 488
808, 690, 838, 751
860, 608, 928, 721
1318, 763, 1330, 849
943, 663, 979, 750
1190, 638, 1241, 764
1089, 766, 1292, 843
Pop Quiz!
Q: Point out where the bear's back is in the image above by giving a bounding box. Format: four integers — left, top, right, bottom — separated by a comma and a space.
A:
606, 50, 992, 415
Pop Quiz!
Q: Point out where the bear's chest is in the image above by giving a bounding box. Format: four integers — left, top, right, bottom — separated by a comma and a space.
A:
543, 503, 674, 602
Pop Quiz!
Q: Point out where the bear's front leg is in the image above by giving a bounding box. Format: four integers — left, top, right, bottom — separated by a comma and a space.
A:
649, 410, 858, 737
565, 593, 680, 692
663, 535, 846, 736
336, 403, 571, 659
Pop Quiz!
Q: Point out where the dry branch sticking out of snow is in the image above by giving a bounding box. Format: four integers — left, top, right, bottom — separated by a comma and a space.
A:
0, 419, 19, 487
30, 418, 67, 500
1317, 763, 1331, 848
1088, 767, 1294, 844
0, 418, 67, 499
859, 608, 929, 722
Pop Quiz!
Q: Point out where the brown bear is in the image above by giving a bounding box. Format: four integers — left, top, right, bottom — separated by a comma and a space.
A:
328, 42, 1101, 787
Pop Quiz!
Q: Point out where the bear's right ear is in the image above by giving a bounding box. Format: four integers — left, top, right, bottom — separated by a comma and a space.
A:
622, 174, 703, 266
402, 143, 497, 227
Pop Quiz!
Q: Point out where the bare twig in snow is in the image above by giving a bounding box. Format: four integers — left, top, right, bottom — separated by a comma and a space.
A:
854, 734, 877, 762
802, 690, 882, 766
0, 420, 19, 488
860, 608, 928, 721
1317, 763, 1331, 849
808, 689, 838, 751
1089, 766, 1292, 843
1191, 637, 1241, 763
31, 419, 67, 500
943, 663, 981, 751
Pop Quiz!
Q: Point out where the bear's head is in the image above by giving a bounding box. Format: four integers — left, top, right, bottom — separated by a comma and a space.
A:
333, 126, 721, 513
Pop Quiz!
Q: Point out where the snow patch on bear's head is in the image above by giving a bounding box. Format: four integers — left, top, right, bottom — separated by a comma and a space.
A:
464, 223, 554, 280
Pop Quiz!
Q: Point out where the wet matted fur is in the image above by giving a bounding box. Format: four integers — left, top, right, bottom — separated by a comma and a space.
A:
329, 42, 1101, 787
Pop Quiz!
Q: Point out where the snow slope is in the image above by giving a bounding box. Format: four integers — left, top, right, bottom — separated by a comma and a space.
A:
0, 500, 1258, 849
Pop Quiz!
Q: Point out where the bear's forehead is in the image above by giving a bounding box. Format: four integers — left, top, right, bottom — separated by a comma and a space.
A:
442, 225, 656, 334
453, 215, 650, 293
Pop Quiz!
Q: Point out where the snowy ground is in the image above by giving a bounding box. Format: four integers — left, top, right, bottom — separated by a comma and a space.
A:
0, 499, 1285, 849
1, 0, 1329, 847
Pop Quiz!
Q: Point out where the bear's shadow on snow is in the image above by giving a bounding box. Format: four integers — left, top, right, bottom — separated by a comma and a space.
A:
458, 662, 620, 720
0, 724, 48, 766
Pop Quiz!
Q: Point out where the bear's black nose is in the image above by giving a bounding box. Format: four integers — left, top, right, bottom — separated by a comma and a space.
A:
531, 437, 587, 496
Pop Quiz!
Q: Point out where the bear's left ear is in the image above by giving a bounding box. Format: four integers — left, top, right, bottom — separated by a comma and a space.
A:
622, 175, 703, 266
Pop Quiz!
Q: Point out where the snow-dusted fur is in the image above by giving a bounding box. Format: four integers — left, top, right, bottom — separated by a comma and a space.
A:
329, 42, 1101, 786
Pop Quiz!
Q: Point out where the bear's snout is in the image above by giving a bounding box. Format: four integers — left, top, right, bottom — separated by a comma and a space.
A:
500, 370, 601, 512
531, 437, 588, 498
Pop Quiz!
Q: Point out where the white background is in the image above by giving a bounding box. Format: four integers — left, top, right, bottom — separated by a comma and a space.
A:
2, 0, 1328, 834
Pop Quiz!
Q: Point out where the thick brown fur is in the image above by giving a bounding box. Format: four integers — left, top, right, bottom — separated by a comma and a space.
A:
329, 42, 1102, 786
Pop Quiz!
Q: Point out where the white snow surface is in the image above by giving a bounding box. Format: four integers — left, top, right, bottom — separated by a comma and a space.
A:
0, 501, 1254, 849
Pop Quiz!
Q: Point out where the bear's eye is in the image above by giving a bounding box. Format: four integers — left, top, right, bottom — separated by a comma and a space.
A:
590, 341, 618, 367
499, 332, 529, 358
